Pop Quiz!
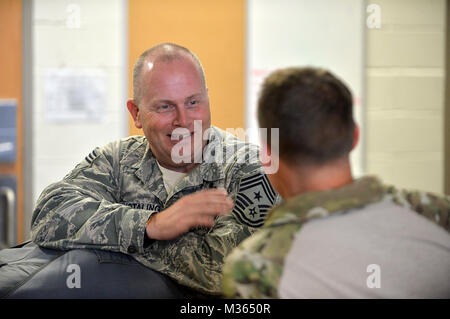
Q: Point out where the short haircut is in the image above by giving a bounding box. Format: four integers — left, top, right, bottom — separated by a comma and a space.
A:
257, 67, 355, 164
132, 43, 206, 104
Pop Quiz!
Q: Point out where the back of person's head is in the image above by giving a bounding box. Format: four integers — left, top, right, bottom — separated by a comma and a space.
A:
257, 67, 355, 165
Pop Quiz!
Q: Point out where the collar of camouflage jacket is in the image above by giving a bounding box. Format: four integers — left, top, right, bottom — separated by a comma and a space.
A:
264, 176, 386, 228
121, 126, 226, 187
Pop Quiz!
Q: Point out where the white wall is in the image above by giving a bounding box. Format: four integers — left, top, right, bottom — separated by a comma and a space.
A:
30, 0, 127, 221
246, 0, 447, 194
365, 0, 446, 193
246, 0, 365, 177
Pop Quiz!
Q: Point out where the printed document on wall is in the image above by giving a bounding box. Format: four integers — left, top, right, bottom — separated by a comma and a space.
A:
44, 68, 106, 122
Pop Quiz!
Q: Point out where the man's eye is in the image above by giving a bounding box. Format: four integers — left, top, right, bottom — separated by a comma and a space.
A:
188, 100, 198, 107
156, 104, 173, 112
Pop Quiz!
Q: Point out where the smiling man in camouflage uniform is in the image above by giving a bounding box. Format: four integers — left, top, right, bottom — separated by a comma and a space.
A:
30, 43, 278, 296
222, 67, 450, 298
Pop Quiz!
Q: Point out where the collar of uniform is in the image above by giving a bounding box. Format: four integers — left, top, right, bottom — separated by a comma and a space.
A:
168, 127, 226, 195
120, 137, 167, 201
265, 175, 385, 228
120, 128, 225, 185
120, 136, 148, 170
134, 144, 160, 183
152, 127, 226, 199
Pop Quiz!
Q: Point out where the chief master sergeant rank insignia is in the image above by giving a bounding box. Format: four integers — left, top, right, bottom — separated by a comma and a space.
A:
232, 173, 277, 227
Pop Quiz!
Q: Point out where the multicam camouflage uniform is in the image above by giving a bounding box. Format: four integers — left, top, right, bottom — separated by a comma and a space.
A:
222, 176, 450, 298
31, 126, 279, 295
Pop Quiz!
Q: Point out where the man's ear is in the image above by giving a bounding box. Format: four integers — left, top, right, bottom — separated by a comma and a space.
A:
127, 99, 142, 129
351, 123, 360, 151
259, 138, 271, 166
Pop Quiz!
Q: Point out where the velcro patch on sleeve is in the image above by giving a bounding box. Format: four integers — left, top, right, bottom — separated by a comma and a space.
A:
232, 172, 277, 228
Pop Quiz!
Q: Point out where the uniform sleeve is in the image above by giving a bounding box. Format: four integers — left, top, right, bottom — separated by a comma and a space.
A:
391, 188, 450, 233
222, 229, 280, 299
222, 220, 300, 299
141, 164, 281, 296
30, 142, 153, 255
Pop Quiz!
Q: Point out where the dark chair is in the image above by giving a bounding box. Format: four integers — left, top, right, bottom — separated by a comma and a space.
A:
0, 242, 187, 299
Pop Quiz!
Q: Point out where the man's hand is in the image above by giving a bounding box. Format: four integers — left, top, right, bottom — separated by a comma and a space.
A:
146, 188, 234, 240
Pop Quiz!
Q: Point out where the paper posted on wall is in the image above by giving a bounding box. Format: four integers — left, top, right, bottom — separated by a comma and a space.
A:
44, 68, 106, 122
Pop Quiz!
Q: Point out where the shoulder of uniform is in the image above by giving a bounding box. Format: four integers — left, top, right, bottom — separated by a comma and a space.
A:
80, 136, 145, 158
231, 169, 279, 228
210, 126, 259, 152
119, 134, 146, 144
206, 126, 261, 176
222, 226, 287, 298
391, 187, 450, 232
85, 136, 146, 164
63, 136, 148, 180
117, 135, 147, 152
218, 129, 261, 170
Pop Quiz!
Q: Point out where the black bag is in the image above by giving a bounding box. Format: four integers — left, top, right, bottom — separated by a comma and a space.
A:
0, 242, 186, 299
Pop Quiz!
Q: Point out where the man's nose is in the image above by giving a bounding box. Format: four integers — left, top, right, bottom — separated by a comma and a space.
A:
173, 106, 189, 127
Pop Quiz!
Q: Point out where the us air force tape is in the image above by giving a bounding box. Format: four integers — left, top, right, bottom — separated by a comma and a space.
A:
232, 172, 277, 228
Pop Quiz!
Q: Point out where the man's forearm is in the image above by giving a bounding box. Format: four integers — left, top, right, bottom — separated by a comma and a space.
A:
31, 181, 153, 254
138, 215, 254, 295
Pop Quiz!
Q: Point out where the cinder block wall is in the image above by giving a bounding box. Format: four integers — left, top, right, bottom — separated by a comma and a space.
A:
365, 0, 446, 194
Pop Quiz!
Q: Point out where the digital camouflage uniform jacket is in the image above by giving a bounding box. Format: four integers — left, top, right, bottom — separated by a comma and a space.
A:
222, 176, 450, 298
31, 126, 279, 295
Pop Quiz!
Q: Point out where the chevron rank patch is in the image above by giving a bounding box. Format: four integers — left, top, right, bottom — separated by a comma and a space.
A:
232, 172, 277, 228
85, 149, 99, 164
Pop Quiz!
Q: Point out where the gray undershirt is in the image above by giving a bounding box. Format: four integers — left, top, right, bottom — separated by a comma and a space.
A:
278, 200, 450, 298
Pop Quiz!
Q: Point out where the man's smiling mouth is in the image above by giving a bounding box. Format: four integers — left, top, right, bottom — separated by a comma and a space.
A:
168, 132, 193, 140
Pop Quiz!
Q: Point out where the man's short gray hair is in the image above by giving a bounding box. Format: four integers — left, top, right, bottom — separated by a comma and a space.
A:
132, 43, 206, 104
